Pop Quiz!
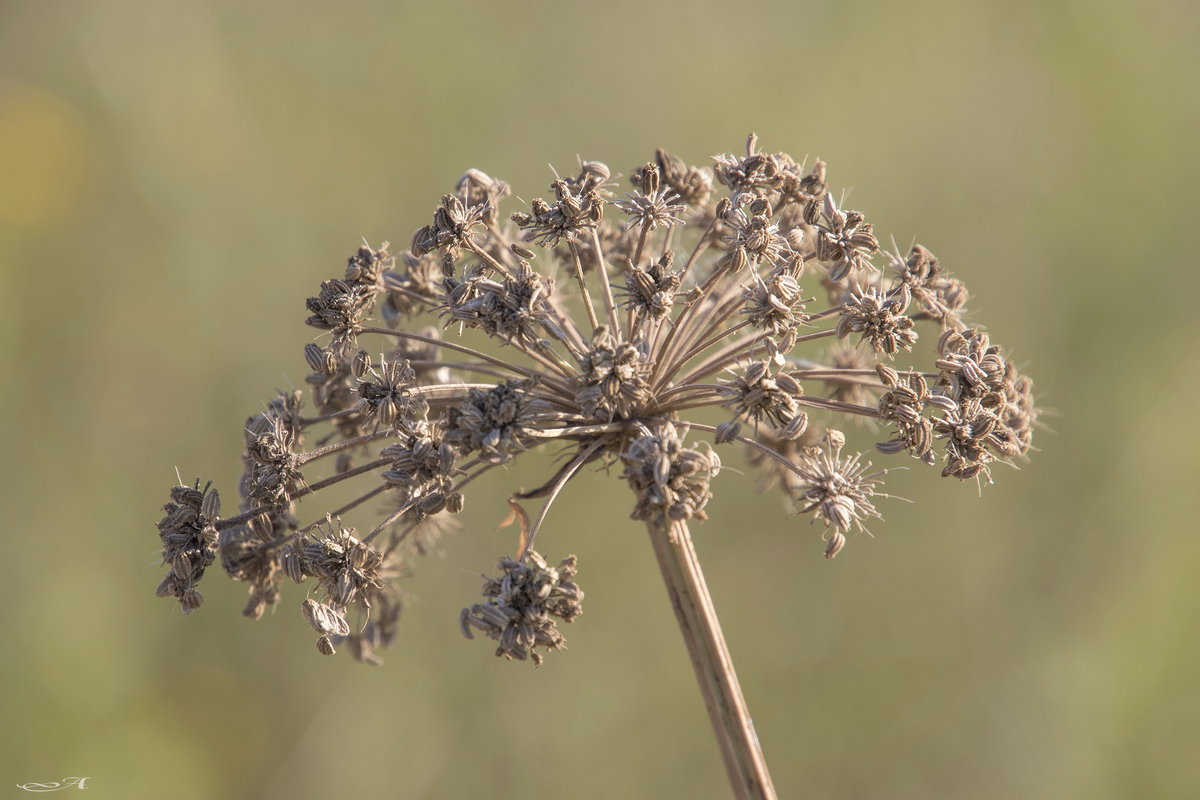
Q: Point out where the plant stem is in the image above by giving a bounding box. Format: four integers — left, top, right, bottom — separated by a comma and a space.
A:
645, 517, 777, 800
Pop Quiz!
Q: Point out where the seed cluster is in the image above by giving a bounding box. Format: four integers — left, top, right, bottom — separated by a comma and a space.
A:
460, 552, 583, 666
155, 135, 1038, 665
623, 423, 722, 524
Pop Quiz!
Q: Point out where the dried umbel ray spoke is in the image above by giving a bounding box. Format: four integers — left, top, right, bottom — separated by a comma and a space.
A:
154, 134, 1039, 800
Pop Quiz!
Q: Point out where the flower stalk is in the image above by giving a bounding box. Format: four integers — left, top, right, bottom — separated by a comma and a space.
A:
647, 517, 777, 800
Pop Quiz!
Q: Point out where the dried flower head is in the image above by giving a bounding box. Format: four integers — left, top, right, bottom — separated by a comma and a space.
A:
460, 551, 583, 666
155, 480, 220, 613
623, 422, 722, 524
837, 286, 917, 357
156, 136, 1038, 666
791, 429, 887, 553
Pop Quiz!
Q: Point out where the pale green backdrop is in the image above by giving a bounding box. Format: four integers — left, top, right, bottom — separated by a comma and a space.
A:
2, 0, 1198, 797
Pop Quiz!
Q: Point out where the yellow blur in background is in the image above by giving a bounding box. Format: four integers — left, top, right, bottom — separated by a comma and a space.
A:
2, 1, 1198, 798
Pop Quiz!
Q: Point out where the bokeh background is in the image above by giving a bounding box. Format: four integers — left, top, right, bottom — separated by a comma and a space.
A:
2, 0, 1198, 797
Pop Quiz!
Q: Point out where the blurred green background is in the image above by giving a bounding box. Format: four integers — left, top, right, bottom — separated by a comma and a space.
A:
2, 0, 1198, 797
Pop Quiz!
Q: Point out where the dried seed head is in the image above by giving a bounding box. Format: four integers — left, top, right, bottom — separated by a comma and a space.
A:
742, 272, 808, 337
461, 551, 583, 666
721, 360, 806, 433
155, 479, 220, 612
344, 241, 393, 285
298, 517, 398, 618
812, 194, 879, 280
575, 327, 652, 421
837, 287, 918, 357
356, 355, 427, 430
241, 416, 304, 511
157, 135, 1040, 661
723, 207, 790, 267
791, 429, 887, 555
647, 148, 713, 207
413, 193, 488, 258
305, 278, 377, 357
455, 169, 511, 225
623, 423, 721, 523
219, 523, 286, 619
890, 244, 970, 327
513, 178, 604, 247
440, 260, 556, 348
446, 381, 537, 463
614, 184, 687, 233
380, 424, 458, 506
622, 253, 681, 323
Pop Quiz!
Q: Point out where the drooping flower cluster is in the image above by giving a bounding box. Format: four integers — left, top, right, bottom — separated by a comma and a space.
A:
460, 552, 583, 666
155, 135, 1038, 663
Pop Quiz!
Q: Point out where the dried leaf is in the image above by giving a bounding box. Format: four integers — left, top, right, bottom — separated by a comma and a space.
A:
499, 496, 531, 555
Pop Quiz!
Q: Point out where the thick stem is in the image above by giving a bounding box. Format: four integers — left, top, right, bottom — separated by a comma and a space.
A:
644, 517, 777, 800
